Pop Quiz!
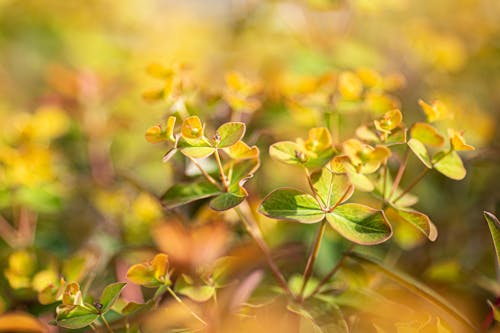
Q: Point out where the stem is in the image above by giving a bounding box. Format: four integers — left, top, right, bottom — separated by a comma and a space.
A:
382, 163, 388, 200
166, 286, 207, 326
327, 185, 354, 213
299, 220, 327, 300
304, 168, 325, 210
388, 147, 409, 200
100, 314, 114, 333
309, 244, 354, 298
214, 149, 229, 191
187, 156, 223, 191
234, 201, 292, 296
0, 214, 19, 248
392, 168, 430, 204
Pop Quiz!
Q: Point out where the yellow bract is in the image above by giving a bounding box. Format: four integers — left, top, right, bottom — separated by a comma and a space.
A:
145, 116, 176, 144
343, 139, 390, 173
338, 71, 363, 100
304, 127, 332, 153
126, 253, 171, 288
448, 129, 475, 151
418, 99, 450, 122
62, 282, 82, 306
374, 109, 403, 133
181, 116, 203, 139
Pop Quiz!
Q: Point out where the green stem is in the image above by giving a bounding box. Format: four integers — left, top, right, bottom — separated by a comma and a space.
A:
299, 220, 327, 301
304, 168, 326, 210
166, 286, 207, 326
382, 162, 388, 201
309, 244, 354, 298
392, 168, 430, 204
234, 201, 292, 297
214, 149, 229, 191
100, 314, 114, 333
388, 146, 409, 200
187, 156, 223, 191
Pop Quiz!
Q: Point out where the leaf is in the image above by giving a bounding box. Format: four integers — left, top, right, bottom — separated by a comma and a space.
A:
326, 203, 392, 245
214, 122, 246, 148
385, 127, 407, 146
407, 138, 432, 168
484, 211, 500, 268
209, 191, 246, 211
226, 158, 260, 191
348, 252, 478, 332
304, 127, 332, 153
386, 207, 437, 241
121, 302, 150, 315
126, 264, 158, 287
259, 188, 325, 224
224, 141, 259, 160
100, 283, 126, 313
180, 147, 215, 159
311, 168, 353, 209
269, 141, 307, 165
177, 285, 215, 302
432, 151, 466, 180
410, 123, 445, 147
56, 305, 99, 329
0, 312, 47, 332
161, 181, 221, 208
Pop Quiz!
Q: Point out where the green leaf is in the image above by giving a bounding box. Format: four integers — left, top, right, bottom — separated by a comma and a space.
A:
121, 302, 150, 315
348, 252, 478, 332
386, 207, 437, 241
226, 158, 260, 192
326, 204, 392, 245
178, 136, 215, 158
269, 141, 305, 165
288, 274, 318, 299
259, 188, 325, 224
484, 211, 500, 268
180, 147, 216, 158
311, 168, 353, 209
56, 305, 99, 329
214, 122, 246, 148
177, 285, 215, 302
408, 138, 432, 168
304, 148, 336, 169
100, 282, 126, 313
162, 181, 221, 208
385, 127, 407, 146
209, 191, 246, 211
410, 122, 445, 147
432, 151, 466, 180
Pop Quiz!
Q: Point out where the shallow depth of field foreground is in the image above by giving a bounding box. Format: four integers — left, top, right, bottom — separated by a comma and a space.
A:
0, 1, 499, 332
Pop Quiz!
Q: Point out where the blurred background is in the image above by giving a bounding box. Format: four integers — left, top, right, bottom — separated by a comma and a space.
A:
0, 0, 499, 331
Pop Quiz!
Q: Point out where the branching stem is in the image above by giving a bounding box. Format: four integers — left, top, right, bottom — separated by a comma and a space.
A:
299, 220, 327, 301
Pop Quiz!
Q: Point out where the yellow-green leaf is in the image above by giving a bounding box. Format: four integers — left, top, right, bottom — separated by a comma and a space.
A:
259, 188, 325, 224
161, 181, 221, 208
311, 168, 353, 209
408, 138, 432, 168
432, 151, 466, 180
386, 207, 437, 241
213, 122, 246, 148
410, 123, 445, 147
100, 282, 126, 313
326, 204, 392, 245
484, 211, 500, 268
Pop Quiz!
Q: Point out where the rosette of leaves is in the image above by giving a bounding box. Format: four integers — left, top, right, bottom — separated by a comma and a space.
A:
54, 282, 126, 329
259, 165, 392, 245
269, 127, 336, 169
335, 138, 391, 192
147, 115, 260, 211
356, 109, 407, 146
407, 121, 474, 181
